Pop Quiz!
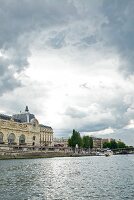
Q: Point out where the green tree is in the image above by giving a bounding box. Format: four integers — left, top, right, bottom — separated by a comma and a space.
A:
103, 139, 127, 149
83, 136, 90, 148
117, 141, 126, 148
110, 140, 118, 149
89, 137, 93, 149
103, 142, 111, 149
68, 129, 82, 148
68, 137, 72, 147
81, 136, 93, 149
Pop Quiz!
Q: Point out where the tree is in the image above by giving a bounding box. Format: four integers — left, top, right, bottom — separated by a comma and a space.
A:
83, 136, 90, 148
117, 141, 126, 148
110, 140, 118, 149
103, 139, 127, 149
89, 137, 93, 149
103, 140, 118, 149
68, 137, 72, 147
68, 129, 82, 148
103, 142, 111, 149
82, 136, 93, 149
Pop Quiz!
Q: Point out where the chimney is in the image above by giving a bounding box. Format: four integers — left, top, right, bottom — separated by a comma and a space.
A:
25, 106, 30, 123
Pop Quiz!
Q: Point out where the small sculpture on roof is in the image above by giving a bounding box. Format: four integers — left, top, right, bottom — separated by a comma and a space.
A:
25, 106, 29, 112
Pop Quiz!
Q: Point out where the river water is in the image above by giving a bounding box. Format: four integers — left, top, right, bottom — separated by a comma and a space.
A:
0, 155, 134, 200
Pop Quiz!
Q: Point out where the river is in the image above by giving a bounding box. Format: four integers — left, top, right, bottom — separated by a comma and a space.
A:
0, 155, 134, 200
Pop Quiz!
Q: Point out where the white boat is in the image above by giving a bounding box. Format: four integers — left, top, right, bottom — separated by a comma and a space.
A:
96, 152, 105, 156
104, 149, 113, 156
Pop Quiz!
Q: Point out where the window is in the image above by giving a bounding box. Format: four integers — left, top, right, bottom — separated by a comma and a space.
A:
19, 134, 25, 145
8, 133, 15, 144
0, 132, 3, 144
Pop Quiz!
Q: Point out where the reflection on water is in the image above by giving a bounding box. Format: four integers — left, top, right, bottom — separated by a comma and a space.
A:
0, 155, 134, 200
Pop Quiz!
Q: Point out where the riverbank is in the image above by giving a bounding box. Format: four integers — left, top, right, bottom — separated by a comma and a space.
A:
0, 151, 74, 160
0, 150, 134, 160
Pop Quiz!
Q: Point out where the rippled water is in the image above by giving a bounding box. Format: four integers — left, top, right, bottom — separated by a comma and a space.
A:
0, 155, 134, 200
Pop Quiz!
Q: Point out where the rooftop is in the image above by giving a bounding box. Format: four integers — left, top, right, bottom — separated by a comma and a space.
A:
40, 124, 52, 129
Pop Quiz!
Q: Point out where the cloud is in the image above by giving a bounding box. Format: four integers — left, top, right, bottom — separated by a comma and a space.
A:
0, 0, 134, 144
101, 0, 134, 74
0, 0, 133, 91
0, 0, 117, 96
65, 106, 87, 118
0, 0, 76, 95
0, 56, 21, 95
100, 128, 134, 146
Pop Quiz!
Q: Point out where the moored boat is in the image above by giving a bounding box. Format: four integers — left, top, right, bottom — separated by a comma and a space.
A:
104, 149, 113, 156
96, 152, 105, 156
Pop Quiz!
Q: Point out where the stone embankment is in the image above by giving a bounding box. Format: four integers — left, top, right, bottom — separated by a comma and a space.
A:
0, 146, 134, 160
0, 147, 94, 159
0, 150, 73, 160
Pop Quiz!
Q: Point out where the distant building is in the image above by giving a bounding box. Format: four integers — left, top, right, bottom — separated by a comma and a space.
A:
0, 106, 53, 147
54, 137, 68, 147
101, 138, 114, 145
92, 137, 115, 149
92, 137, 103, 149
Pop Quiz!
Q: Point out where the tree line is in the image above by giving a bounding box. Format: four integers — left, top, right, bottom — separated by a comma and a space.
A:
68, 129, 128, 150
103, 140, 126, 149
68, 129, 93, 149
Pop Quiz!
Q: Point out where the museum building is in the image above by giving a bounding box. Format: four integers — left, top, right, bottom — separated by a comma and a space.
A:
0, 106, 53, 147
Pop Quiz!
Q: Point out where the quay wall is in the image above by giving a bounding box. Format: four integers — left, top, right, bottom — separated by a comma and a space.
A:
0, 146, 134, 160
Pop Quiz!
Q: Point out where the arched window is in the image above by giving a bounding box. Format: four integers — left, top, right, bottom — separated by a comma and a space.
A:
8, 133, 15, 144
0, 132, 3, 144
19, 134, 25, 145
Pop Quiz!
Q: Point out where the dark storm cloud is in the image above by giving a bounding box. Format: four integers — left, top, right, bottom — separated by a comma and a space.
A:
0, 0, 77, 95
101, 0, 134, 74
0, 0, 133, 96
0, 0, 76, 47
79, 123, 109, 133
0, 57, 21, 94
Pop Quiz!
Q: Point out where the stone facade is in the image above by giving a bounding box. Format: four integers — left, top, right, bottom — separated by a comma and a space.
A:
92, 137, 115, 149
54, 138, 68, 147
92, 137, 103, 149
0, 107, 53, 147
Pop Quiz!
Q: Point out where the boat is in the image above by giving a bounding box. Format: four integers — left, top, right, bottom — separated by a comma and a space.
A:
104, 149, 113, 156
96, 151, 105, 156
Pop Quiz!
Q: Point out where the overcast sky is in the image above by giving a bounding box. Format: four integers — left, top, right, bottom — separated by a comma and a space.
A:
0, 0, 134, 145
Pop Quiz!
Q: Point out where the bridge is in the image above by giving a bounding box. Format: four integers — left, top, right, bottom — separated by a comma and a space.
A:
112, 147, 134, 154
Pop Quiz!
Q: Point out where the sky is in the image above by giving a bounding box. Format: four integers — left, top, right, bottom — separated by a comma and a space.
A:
0, 0, 134, 145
